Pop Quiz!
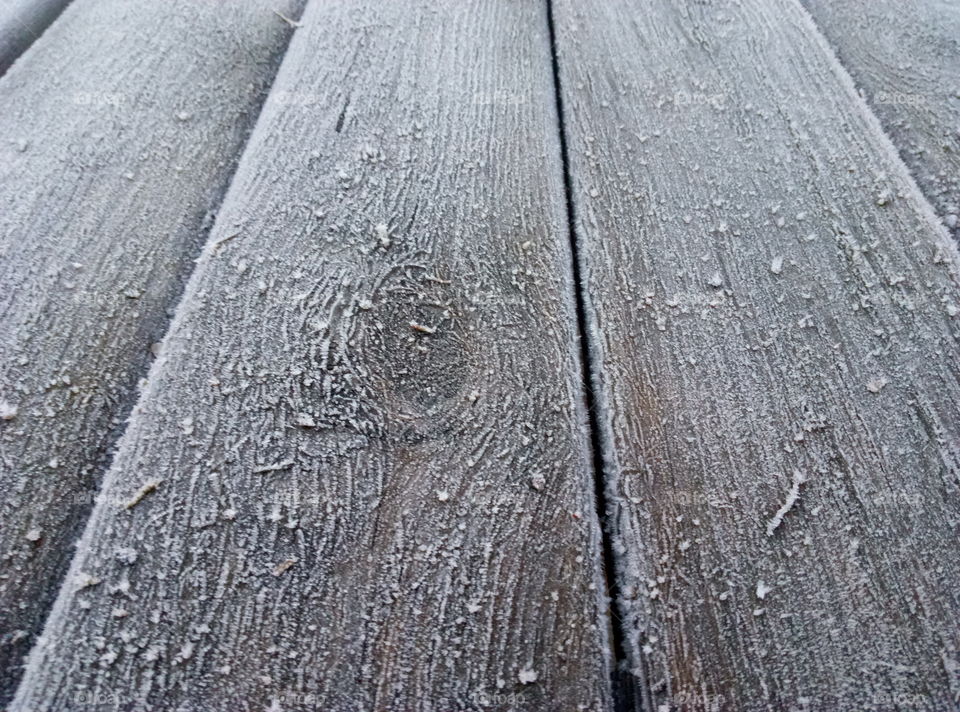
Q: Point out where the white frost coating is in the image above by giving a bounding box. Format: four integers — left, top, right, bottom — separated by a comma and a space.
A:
0, 0, 305, 698
766, 470, 807, 537
374, 222, 391, 249
518, 667, 538, 684
0, 400, 16, 420
793, 0, 960, 266
554, 0, 960, 707
294, 412, 316, 428
10, 1, 611, 710
801, 0, 960, 237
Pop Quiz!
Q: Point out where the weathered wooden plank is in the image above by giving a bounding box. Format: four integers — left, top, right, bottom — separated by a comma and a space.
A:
0, 0, 303, 700
0, 0, 71, 75
11, 1, 613, 710
800, 0, 960, 237
553, 0, 960, 708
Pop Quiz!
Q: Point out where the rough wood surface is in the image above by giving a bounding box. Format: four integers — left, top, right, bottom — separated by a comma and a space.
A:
11, 1, 613, 710
0, 0, 71, 75
0, 0, 302, 700
800, 0, 960, 237
553, 0, 960, 709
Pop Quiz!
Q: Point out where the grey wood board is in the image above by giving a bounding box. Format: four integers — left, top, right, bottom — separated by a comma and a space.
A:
11, 1, 613, 710
0, 0, 71, 75
801, 0, 960, 237
553, 0, 960, 709
0, 0, 303, 700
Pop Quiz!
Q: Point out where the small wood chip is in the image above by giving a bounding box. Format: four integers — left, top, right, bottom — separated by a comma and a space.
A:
272, 558, 297, 577
254, 459, 294, 474
272, 9, 302, 27
74, 572, 102, 590
410, 321, 436, 334
212, 231, 241, 252
124, 480, 162, 510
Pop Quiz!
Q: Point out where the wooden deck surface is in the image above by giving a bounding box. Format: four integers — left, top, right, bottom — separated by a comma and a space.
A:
0, 0, 302, 702
1, 0, 958, 710
801, 0, 960, 238
553, 0, 960, 708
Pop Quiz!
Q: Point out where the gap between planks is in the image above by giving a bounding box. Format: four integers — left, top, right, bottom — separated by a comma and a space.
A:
10, 1, 615, 708
789, 0, 957, 254
545, 0, 633, 708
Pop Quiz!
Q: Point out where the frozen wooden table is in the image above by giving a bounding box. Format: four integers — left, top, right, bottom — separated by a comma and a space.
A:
2, 0, 959, 710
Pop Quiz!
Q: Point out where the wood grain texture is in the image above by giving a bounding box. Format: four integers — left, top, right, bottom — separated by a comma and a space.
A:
553, 0, 960, 709
10, 1, 613, 710
0, 0, 71, 75
800, 0, 960, 237
0, 0, 302, 699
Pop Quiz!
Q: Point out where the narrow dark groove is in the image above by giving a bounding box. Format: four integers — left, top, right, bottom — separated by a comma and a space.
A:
792, 0, 956, 241
544, 2, 633, 709
0, 0, 73, 77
